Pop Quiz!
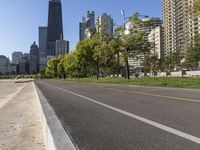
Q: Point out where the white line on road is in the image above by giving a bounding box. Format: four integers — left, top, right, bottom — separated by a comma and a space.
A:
43, 82, 200, 145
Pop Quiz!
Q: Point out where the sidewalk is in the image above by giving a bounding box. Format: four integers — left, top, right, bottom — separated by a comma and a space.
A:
0, 80, 45, 150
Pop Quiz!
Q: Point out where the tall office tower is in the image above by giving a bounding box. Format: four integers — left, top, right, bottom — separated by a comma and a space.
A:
39, 27, 47, 71
18, 57, 29, 74
46, 0, 63, 56
162, 0, 200, 56
29, 42, 39, 73
97, 13, 114, 35
55, 38, 69, 56
12, 52, 23, 64
39, 27, 47, 58
79, 11, 95, 41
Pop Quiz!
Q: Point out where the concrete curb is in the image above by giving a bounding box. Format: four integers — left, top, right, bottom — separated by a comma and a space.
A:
33, 82, 77, 150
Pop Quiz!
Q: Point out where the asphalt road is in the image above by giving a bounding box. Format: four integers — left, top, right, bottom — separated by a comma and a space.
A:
35, 79, 200, 150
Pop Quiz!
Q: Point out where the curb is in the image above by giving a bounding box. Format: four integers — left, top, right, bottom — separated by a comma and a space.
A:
33, 82, 77, 150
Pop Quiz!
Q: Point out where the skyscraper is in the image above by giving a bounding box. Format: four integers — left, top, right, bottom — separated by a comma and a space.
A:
97, 13, 113, 36
55, 39, 69, 56
39, 27, 47, 58
46, 0, 63, 56
29, 42, 39, 73
12, 52, 23, 64
39, 26, 47, 71
162, 0, 200, 56
79, 11, 95, 41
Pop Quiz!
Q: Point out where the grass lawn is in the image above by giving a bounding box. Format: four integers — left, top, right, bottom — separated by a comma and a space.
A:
64, 77, 200, 89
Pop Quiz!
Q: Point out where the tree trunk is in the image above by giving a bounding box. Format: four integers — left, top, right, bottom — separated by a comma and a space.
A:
96, 61, 99, 80
124, 57, 130, 79
117, 52, 120, 77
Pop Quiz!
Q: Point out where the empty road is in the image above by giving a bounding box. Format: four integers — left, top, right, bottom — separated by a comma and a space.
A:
35, 79, 200, 150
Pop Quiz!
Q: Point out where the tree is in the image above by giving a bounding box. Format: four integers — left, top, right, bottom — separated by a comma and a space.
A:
143, 54, 159, 76
45, 56, 61, 78
185, 36, 200, 70
163, 49, 183, 74
75, 40, 95, 77
57, 57, 65, 78
90, 30, 113, 80
117, 12, 152, 79
63, 53, 76, 78
193, 0, 200, 14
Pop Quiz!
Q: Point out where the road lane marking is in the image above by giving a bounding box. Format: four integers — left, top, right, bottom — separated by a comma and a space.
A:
104, 87, 200, 103
43, 82, 200, 145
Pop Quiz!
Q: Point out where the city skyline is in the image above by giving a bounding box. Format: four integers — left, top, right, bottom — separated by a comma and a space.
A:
0, 0, 162, 58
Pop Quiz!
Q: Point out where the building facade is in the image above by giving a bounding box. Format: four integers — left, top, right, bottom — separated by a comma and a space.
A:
162, 0, 200, 56
39, 27, 47, 58
79, 11, 95, 41
97, 13, 113, 35
12, 52, 23, 64
0, 55, 14, 74
148, 26, 164, 59
55, 39, 69, 56
18, 57, 29, 74
46, 0, 63, 56
29, 42, 39, 73
125, 17, 162, 68
162, 0, 176, 54
39, 26, 47, 71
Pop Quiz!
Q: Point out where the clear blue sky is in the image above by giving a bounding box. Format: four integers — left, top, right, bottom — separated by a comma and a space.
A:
0, 0, 162, 58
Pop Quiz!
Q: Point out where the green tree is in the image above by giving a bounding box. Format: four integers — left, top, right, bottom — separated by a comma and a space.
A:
45, 56, 61, 78
63, 52, 76, 78
193, 0, 200, 14
75, 40, 95, 77
164, 49, 183, 73
143, 54, 159, 76
185, 36, 200, 70
117, 12, 152, 79
57, 57, 65, 78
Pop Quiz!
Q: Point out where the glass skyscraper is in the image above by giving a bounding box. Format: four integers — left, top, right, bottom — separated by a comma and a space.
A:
46, 0, 63, 56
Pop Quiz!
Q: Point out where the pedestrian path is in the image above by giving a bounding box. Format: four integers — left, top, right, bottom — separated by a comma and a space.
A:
0, 80, 45, 150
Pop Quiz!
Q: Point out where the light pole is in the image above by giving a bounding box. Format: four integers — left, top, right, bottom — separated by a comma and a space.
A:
121, 10, 130, 79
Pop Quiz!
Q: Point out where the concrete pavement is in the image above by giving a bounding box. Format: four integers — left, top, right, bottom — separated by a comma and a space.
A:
36, 80, 200, 150
0, 80, 45, 150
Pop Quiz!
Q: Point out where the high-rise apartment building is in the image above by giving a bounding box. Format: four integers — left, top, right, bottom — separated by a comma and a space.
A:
148, 26, 164, 59
46, 0, 63, 56
97, 13, 114, 35
125, 17, 162, 68
162, 0, 200, 56
12, 52, 23, 64
188, 0, 200, 41
79, 11, 95, 41
162, 0, 176, 54
125, 17, 162, 39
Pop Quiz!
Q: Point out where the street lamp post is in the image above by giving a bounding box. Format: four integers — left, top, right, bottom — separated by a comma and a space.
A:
121, 10, 130, 79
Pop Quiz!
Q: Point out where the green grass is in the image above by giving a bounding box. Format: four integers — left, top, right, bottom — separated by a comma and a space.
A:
64, 77, 200, 89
